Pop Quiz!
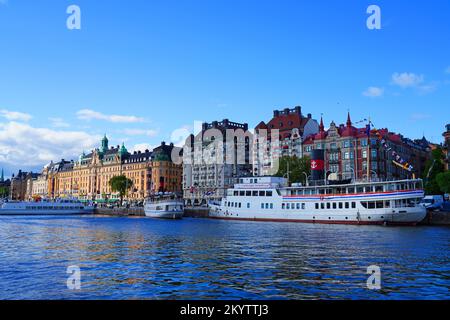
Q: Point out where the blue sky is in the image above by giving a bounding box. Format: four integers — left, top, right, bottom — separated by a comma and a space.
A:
0, 0, 449, 177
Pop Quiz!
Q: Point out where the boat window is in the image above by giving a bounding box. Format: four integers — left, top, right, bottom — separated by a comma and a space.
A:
239, 191, 244, 196
265, 203, 269, 209
339, 202, 343, 209
326, 203, 331, 209
361, 202, 368, 209
368, 202, 375, 209
234, 191, 238, 196
321, 203, 325, 209
296, 203, 300, 210
247, 203, 250, 208
292, 204, 295, 210
246, 191, 251, 196
302, 203, 305, 210
345, 202, 349, 209
332, 203, 337, 209
287, 203, 290, 209
270, 203, 273, 209
384, 201, 390, 208
266, 191, 273, 197
376, 201, 383, 209
357, 187, 364, 193
282, 203, 286, 209
319, 189, 325, 195
259, 191, 265, 197
347, 187, 355, 194
326, 189, 333, 194
238, 203, 241, 208
375, 185, 383, 192
315, 203, 319, 209
351, 202, 356, 209
252, 191, 258, 196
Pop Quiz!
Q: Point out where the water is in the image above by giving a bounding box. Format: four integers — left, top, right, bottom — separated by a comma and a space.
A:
0, 215, 448, 300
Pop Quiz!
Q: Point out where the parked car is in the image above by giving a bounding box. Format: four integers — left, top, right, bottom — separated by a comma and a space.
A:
420, 195, 444, 210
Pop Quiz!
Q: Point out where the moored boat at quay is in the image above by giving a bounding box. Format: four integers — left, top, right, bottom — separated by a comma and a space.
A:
208, 176, 427, 225
144, 194, 184, 219
0, 198, 95, 216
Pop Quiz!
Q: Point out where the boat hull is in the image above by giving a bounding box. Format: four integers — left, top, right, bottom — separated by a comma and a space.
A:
144, 210, 184, 219
209, 206, 426, 226
144, 200, 184, 219
0, 209, 94, 216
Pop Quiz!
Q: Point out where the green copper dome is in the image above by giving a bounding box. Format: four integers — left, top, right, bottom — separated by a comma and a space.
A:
119, 142, 128, 156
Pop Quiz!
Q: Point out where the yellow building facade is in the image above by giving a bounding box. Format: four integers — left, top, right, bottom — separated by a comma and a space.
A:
42, 137, 182, 202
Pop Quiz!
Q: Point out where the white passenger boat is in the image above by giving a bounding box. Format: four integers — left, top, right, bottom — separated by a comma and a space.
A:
144, 195, 184, 219
209, 177, 427, 226
0, 199, 94, 215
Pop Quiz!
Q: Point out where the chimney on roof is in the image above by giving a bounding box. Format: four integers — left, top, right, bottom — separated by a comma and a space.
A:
294, 106, 302, 115
273, 110, 280, 117
170, 143, 174, 147
145, 149, 149, 153
283, 108, 290, 115
307, 113, 312, 119
222, 119, 229, 127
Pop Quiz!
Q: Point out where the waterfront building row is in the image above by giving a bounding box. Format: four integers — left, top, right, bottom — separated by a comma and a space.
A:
10, 137, 182, 201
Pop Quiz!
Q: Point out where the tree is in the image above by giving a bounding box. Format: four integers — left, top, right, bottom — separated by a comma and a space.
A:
0, 186, 8, 198
436, 171, 450, 194
422, 147, 445, 195
109, 175, 133, 206
275, 156, 311, 185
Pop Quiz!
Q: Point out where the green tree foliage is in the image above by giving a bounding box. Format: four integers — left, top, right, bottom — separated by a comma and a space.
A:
436, 171, 450, 194
275, 156, 311, 185
0, 186, 8, 198
422, 148, 445, 195
108, 175, 133, 205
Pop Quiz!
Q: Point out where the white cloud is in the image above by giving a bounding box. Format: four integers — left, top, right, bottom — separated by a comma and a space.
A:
410, 113, 432, 121
391, 72, 424, 88
49, 117, 70, 128
363, 87, 384, 97
0, 109, 32, 122
0, 121, 100, 167
122, 128, 159, 137
76, 109, 145, 123
131, 143, 156, 153
170, 125, 193, 147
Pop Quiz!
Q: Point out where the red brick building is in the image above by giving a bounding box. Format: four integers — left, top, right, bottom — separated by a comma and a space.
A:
253, 106, 319, 176
302, 113, 430, 181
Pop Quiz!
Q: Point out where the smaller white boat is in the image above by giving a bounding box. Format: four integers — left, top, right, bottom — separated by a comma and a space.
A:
144, 194, 184, 219
0, 198, 94, 215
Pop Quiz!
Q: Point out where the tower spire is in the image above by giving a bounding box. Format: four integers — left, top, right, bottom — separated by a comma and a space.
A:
319, 115, 325, 132
0, 168, 4, 182
346, 111, 352, 127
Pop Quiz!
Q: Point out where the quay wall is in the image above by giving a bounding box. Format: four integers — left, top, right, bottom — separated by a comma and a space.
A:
95, 207, 145, 216
422, 210, 450, 226
183, 207, 210, 218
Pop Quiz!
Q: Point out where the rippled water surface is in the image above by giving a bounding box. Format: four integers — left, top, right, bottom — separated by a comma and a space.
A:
0, 215, 449, 300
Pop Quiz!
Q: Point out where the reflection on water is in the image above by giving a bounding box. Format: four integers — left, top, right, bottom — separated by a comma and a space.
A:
0, 216, 449, 300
